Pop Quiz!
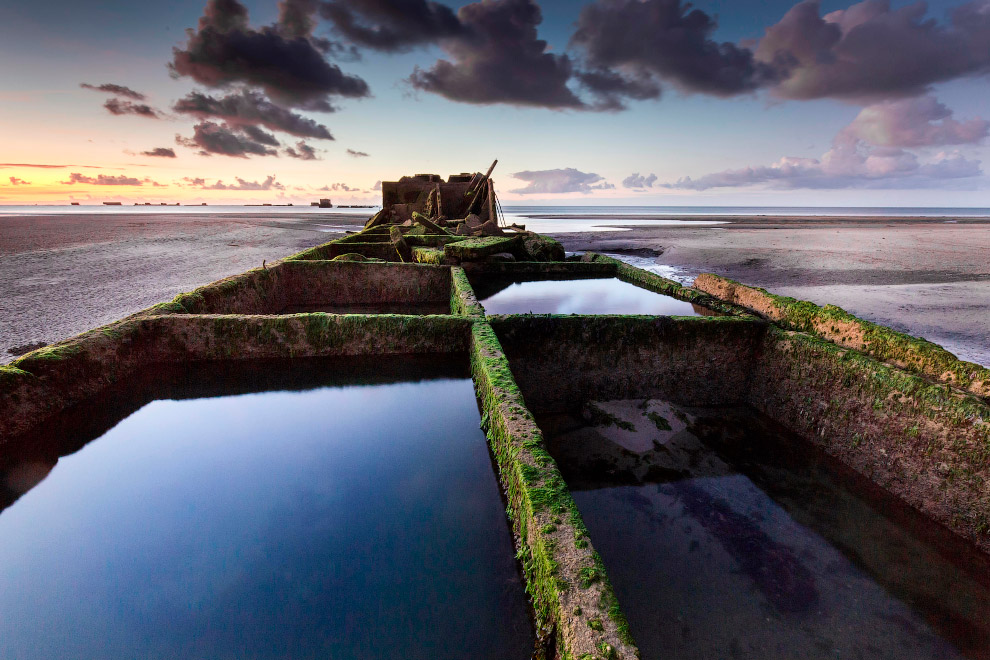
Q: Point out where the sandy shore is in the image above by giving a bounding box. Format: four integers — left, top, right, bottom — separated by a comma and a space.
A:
554, 216, 990, 367
2, 212, 988, 368
0, 213, 365, 364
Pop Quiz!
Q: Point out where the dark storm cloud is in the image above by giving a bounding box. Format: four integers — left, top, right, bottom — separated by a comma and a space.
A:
169, 0, 370, 108
510, 168, 615, 194
346, 148, 369, 157
175, 121, 280, 157
319, 0, 464, 52
408, 0, 583, 109
8, 177, 30, 185
173, 90, 334, 140
61, 173, 149, 185
622, 172, 658, 189
576, 68, 662, 111
80, 83, 146, 100
141, 147, 178, 158
104, 98, 164, 118
570, 0, 778, 98
755, 0, 990, 101
285, 141, 320, 159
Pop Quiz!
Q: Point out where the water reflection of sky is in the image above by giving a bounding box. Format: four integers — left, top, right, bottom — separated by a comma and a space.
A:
478, 277, 702, 316
0, 378, 531, 660
500, 212, 728, 233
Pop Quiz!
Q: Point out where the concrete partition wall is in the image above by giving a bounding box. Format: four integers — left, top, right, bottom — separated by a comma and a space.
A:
0, 314, 472, 441
167, 261, 453, 315
749, 327, 990, 553
490, 315, 768, 413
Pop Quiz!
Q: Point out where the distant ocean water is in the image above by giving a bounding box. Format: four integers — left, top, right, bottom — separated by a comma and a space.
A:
2, 204, 988, 234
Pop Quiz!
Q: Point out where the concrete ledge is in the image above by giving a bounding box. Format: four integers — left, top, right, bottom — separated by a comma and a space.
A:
490, 315, 768, 412
751, 326, 990, 552
451, 267, 484, 317
469, 321, 639, 660
462, 261, 617, 276
1, 314, 472, 441
695, 272, 990, 400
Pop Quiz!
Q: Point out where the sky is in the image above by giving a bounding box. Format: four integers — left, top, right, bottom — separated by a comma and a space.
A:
1, 0, 989, 206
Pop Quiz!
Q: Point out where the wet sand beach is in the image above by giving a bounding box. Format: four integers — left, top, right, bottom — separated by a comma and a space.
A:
1, 212, 988, 368
0, 213, 365, 364
554, 215, 990, 367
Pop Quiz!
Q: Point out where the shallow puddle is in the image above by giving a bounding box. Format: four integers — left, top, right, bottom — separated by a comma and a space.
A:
471, 275, 704, 316
540, 402, 990, 660
0, 357, 533, 660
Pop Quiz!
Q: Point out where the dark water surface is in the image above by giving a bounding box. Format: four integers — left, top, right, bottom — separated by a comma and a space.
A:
472, 275, 703, 316
0, 357, 533, 660
543, 405, 990, 660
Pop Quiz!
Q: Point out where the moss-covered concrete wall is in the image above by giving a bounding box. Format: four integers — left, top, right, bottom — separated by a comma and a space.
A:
0, 313, 472, 441
470, 321, 639, 660
148, 261, 451, 315
490, 315, 767, 413
696, 272, 990, 400
749, 326, 990, 552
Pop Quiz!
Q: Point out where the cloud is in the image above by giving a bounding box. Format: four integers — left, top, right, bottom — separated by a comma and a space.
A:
840, 96, 989, 148
172, 89, 334, 139
285, 141, 320, 159
80, 83, 146, 100
169, 0, 369, 108
571, 0, 778, 99
61, 173, 150, 186
319, 182, 360, 191
346, 148, 369, 157
104, 98, 164, 118
187, 175, 286, 190
372, 180, 382, 190
755, 0, 990, 101
660, 135, 982, 190
575, 68, 661, 111
622, 172, 658, 189
141, 147, 177, 158
8, 176, 30, 185
510, 168, 615, 194
176, 121, 279, 157
408, 0, 583, 109
319, 0, 464, 53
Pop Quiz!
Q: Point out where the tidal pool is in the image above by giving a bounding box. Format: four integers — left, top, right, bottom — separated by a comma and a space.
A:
472, 275, 704, 316
0, 357, 533, 660
540, 402, 990, 660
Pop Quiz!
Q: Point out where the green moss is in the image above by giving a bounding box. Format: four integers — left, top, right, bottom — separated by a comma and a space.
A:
588, 619, 604, 631
445, 235, 520, 260
586, 402, 635, 431
647, 411, 672, 431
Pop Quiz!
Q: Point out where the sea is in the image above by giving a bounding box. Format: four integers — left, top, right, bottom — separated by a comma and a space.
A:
3, 204, 988, 234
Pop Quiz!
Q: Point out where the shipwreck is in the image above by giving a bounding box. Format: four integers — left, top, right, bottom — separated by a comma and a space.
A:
1, 162, 989, 660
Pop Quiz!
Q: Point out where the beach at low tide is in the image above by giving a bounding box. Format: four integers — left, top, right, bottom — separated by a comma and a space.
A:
1, 210, 988, 367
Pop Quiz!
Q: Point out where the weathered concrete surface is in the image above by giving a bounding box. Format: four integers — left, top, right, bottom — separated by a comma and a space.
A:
0, 314, 472, 441
696, 273, 990, 399
490, 315, 767, 413
161, 261, 452, 315
470, 322, 639, 660
749, 327, 990, 553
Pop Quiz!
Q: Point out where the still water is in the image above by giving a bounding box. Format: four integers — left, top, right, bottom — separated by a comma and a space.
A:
0, 358, 533, 659
541, 402, 990, 660
473, 276, 704, 316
